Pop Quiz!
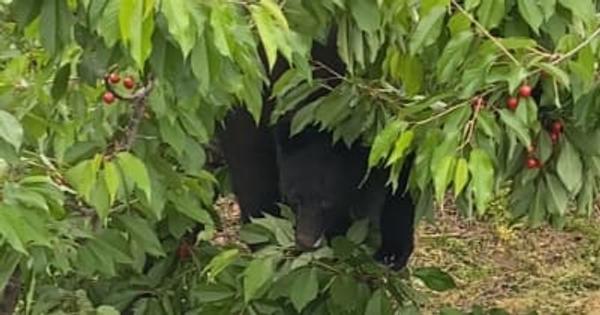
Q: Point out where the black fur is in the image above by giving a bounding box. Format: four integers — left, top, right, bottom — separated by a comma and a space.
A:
217, 27, 415, 269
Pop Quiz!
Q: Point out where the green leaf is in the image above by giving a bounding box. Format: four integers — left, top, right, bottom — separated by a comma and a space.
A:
97, 306, 120, 315
468, 149, 494, 215
97, 0, 120, 47
116, 152, 151, 200
346, 218, 369, 244
51, 64, 71, 100
290, 101, 319, 136
159, 118, 186, 155
11, 189, 48, 212
545, 174, 568, 215
421, 0, 451, 15
558, 0, 595, 25
89, 177, 110, 221
454, 157, 469, 197
433, 155, 456, 203
252, 213, 294, 247
364, 288, 393, 315
260, 0, 289, 30
0, 249, 20, 294
314, 87, 354, 128
464, 0, 481, 10
169, 192, 213, 224
12, 0, 42, 27
0, 205, 51, 253
506, 65, 529, 93
517, 0, 544, 33
117, 215, 165, 257
104, 161, 120, 205
161, 0, 195, 56
439, 308, 465, 315
243, 257, 275, 303
556, 139, 583, 194
88, 229, 134, 265
477, 0, 505, 29
329, 275, 360, 312
448, 12, 471, 35
369, 120, 406, 167
191, 36, 211, 94
210, 3, 233, 57
413, 267, 457, 291
202, 249, 240, 282
387, 130, 415, 166
498, 109, 531, 147
193, 284, 235, 303
181, 138, 207, 176
437, 31, 474, 83
410, 6, 446, 55
538, 131, 553, 163
529, 182, 547, 226
88, 0, 109, 28
0, 110, 23, 151
251, 5, 278, 70
539, 0, 556, 19
289, 268, 319, 312
119, 0, 154, 68
498, 37, 537, 50
350, 0, 381, 33
39, 0, 73, 56
272, 81, 320, 122
537, 62, 570, 87
65, 158, 100, 201
251, 0, 293, 71
397, 54, 424, 95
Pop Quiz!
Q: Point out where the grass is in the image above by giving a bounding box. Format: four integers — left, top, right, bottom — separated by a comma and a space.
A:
412, 206, 600, 315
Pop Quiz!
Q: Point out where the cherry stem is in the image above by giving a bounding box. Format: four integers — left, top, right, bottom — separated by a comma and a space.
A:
104, 73, 155, 156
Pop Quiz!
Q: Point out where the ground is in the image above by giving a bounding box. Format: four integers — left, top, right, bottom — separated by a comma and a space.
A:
413, 205, 600, 315
213, 195, 600, 315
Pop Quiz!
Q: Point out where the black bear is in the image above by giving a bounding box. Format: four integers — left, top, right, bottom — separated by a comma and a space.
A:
217, 27, 415, 269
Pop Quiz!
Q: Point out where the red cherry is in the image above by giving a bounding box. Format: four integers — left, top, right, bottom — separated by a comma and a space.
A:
108, 73, 120, 84
177, 242, 192, 260
526, 157, 540, 169
123, 76, 135, 89
519, 84, 532, 98
507, 97, 519, 110
551, 132, 559, 144
551, 121, 563, 134
102, 91, 115, 104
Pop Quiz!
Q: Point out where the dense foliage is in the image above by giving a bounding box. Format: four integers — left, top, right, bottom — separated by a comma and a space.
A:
1, 0, 600, 313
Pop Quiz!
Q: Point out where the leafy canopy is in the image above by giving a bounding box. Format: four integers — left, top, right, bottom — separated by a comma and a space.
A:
1, 0, 600, 313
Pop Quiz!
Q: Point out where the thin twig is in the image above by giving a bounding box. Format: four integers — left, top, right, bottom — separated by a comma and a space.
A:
552, 26, 600, 65
413, 103, 468, 126
451, 0, 520, 66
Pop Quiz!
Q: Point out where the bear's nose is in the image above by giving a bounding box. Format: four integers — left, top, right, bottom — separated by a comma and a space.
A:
295, 234, 324, 251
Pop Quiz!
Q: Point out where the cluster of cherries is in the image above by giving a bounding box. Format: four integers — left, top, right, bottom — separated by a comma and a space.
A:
506, 84, 533, 111
504, 84, 545, 169
473, 82, 564, 171
471, 84, 533, 112
102, 72, 136, 105
525, 120, 563, 170
177, 241, 192, 260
